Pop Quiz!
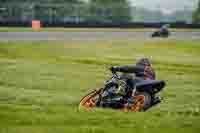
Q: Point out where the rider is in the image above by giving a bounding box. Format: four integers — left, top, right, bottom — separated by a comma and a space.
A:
110, 58, 156, 98
97, 58, 156, 108
160, 24, 170, 34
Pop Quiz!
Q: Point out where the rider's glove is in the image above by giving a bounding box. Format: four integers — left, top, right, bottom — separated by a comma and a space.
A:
110, 66, 119, 73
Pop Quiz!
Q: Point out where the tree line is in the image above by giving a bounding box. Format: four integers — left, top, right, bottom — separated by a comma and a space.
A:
193, 0, 200, 23
0, 0, 132, 23
0, 0, 198, 23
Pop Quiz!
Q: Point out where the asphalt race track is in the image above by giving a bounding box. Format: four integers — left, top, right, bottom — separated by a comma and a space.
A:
0, 31, 200, 40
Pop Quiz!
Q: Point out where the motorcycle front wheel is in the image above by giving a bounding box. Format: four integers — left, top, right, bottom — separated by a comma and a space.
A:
79, 88, 102, 110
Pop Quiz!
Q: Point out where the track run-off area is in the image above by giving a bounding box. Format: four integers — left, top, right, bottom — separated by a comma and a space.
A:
0, 31, 200, 40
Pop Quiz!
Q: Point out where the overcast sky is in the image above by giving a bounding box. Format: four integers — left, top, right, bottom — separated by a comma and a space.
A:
83, 0, 198, 13
129, 0, 198, 13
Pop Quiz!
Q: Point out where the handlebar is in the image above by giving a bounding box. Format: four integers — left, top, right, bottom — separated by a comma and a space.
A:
111, 71, 121, 80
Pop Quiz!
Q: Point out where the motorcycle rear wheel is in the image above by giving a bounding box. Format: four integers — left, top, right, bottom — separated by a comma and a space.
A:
130, 92, 152, 112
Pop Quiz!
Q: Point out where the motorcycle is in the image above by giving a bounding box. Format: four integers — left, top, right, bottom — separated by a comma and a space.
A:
151, 29, 170, 38
79, 71, 165, 112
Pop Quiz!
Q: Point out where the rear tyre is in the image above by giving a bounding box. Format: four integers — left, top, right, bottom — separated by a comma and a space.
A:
131, 92, 152, 112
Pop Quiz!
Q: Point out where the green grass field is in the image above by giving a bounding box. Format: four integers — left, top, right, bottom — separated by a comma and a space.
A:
0, 39, 200, 133
0, 27, 200, 32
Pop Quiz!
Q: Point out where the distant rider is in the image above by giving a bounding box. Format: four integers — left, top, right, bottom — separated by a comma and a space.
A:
159, 24, 170, 34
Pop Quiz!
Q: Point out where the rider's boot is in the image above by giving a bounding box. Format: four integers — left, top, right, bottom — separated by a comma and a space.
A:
122, 96, 134, 112
151, 96, 161, 107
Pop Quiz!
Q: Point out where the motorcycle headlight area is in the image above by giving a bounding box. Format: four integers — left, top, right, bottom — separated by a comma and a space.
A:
116, 80, 127, 95
102, 80, 126, 97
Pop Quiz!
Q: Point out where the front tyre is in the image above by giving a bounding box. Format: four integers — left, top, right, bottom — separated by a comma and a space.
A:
79, 89, 102, 110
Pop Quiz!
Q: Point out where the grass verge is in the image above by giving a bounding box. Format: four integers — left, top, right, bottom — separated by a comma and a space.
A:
0, 39, 200, 133
0, 27, 200, 32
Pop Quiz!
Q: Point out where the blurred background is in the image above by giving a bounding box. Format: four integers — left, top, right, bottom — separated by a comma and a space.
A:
0, 0, 199, 27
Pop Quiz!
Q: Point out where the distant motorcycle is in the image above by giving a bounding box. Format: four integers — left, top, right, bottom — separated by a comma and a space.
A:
79, 71, 165, 112
151, 29, 170, 38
